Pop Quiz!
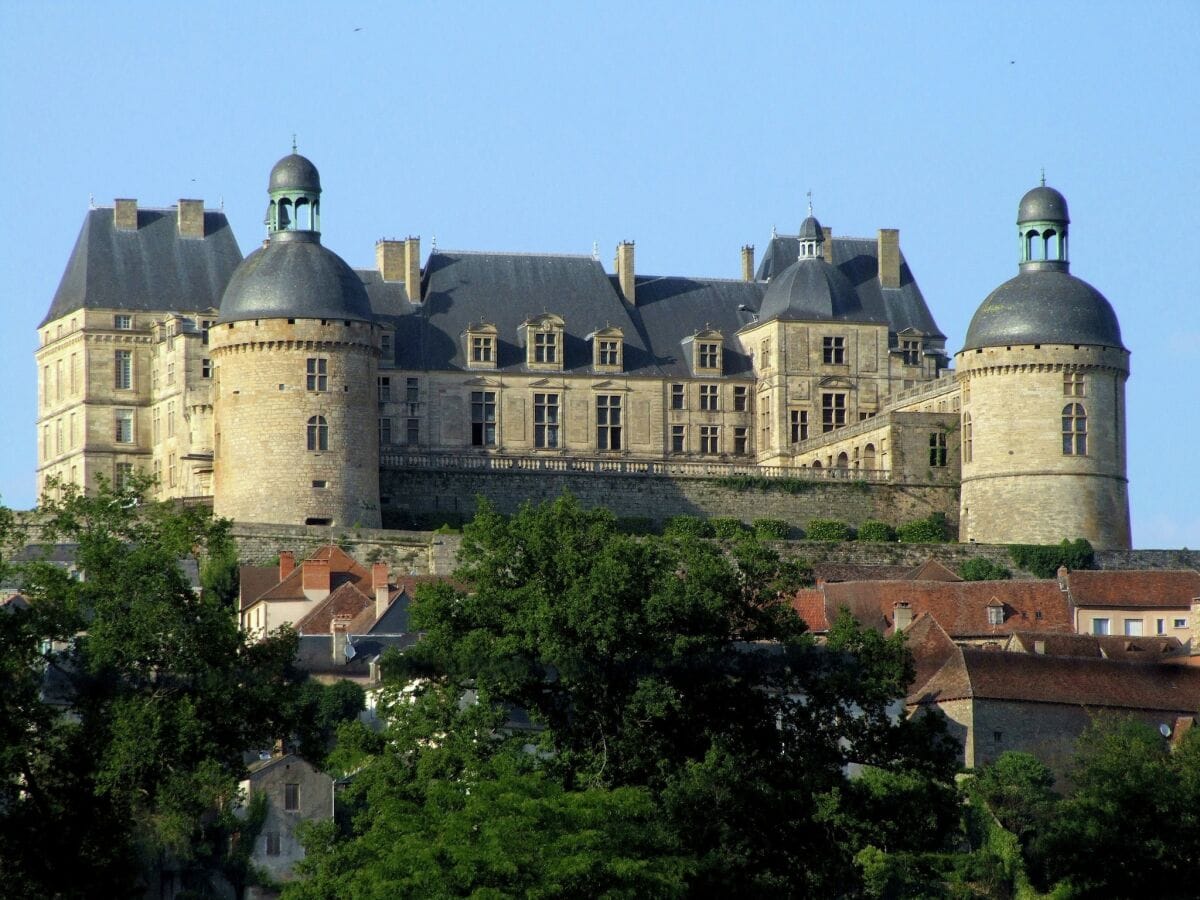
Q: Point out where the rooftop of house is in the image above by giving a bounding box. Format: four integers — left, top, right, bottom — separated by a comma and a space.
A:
1005, 630, 1189, 662
1063, 569, 1200, 609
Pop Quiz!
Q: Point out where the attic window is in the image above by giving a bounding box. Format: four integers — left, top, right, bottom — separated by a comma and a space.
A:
987, 604, 1004, 626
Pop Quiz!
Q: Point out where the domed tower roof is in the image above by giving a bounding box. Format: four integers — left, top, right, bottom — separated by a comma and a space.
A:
218, 152, 374, 324
798, 214, 823, 241
962, 182, 1122, 351
758, 253, 865, 323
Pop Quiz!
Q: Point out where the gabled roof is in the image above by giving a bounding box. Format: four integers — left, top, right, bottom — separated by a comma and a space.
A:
43, 207, 242, 326
294, 581, 373, 635
904, 559, 962, 582
904, 613, 960, 698
1064, 569, 1200, 609
239, 544, 371, 612
821, 579, 1071, 639
1006, 631, 1188, 663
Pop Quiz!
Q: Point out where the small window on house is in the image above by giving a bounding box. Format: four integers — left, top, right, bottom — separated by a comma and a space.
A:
534, 393, 559, 448
284, 783, 300, 811
821, 393, 846, 432
963, 413, 973, 463
379, 417, 392, 445
201, 319, 211, 344
733, 386, 748, 412
1174, 618, 1188, 629
1124, 619, 1143, 637
471, 335, 495, 364
594, 334, 622, 369
115, 409, 134, 444
1062, 403, 1087, 455
534, 331, 558, 364
696, 341, 722, 372
201, 358, 212, 378
306, 416, 328, 452
306, 357, 328, 391
312, 480, 327, 489
671, 424, 685, 453
700, 425, 719, 454
378, 376, 391, 402
380, 332, 393, 362
406, 378, 419, 404
760, 338, 771, 369
265, 832, 281, 856
902, 339, 921, 366
670, 384, 686, 410
987, 604, 1004, 626
115, 462, 133, 491
993, 731, 1003, 744
1156, 618, 1166, 635
790, 410, 809, 443
822, 336, 846, 364
734, 426, 749, 455
929, 432, 948, 467
406, 418, 420, 446
114, 315, 132, 330
1092, 617, 1110, 636
699, 384, 719, 411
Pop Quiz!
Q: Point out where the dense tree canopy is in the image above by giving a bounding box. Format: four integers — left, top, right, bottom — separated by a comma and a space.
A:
291, 496, 959, 897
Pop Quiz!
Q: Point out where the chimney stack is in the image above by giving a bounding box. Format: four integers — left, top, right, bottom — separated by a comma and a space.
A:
177, 199, 205, 238
114, 199, 138, 231
877, 228, 900, 288
279, 550, 296, 581
1190, 597, 1200, 655
330, 614, 353, 664
741, 245, 755, 282
376, 239, 405, 282
893, 601, 913, 632
822, 227, 834, 264
615, 241, 635, 306
405, 236, 422, 303
302, 558, 331, 601
372, 562, 390, 624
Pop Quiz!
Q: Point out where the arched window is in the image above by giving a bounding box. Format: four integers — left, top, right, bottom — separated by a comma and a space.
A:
863, 443, 876, 469
836, 452, 849, 469
307, 415, 328, 452
811, 459, 822, 469
1062, 404, 1086, 455
963, 413, 973, 462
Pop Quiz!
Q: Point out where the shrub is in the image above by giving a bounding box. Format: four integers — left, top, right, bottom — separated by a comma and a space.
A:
753, 518, 790, 540
615, 516, 658, 536
1008, 539, 1094, 579
806, 519, 853, 542
711, 517, 750, 540
663, 514, 713, 539
958, 557, 1012, 581
857, 520, 897, 543
897, 512, 949, 543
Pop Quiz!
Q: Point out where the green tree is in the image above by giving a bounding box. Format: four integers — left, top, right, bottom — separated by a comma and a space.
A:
0, 478, 305, 898
972, 751, 1056, 850
957, 557, 1012, 581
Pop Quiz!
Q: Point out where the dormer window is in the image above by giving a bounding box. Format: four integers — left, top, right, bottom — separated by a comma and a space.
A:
986, 601, 1005, 627
589, 327, 624, 372
689, 329, 724, 375
463, 323, 498, 370
520, 314, 565, 372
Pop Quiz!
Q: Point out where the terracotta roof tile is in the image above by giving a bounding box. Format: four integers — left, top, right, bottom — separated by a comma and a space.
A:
790, 589, 828, 631
904, 559, 963, 582
242, 544, 372, 610
294, 582, 372, 635
1006, 631, 1188, 662
1066, 569, 1200, 609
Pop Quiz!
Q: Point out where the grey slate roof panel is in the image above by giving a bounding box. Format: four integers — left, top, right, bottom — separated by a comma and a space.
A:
962, 270, 1122, 352
43, 208, 243, 327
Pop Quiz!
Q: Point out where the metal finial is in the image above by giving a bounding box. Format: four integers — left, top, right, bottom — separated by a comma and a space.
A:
292, 134, 298, 153
806, 190, 813, 216
431, 233, 437, 252
89, 193, 95, 209
592, 240, 599, 261
1040, 167, 1046, 187
771, 224, 778, 238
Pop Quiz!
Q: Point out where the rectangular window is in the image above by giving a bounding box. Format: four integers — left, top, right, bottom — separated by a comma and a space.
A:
760, 338, 771, 369
70, 353, 78, 394
699, 384, 719, 411
153, 407, 161, 442
115, 350, 133, 390
929, 432, 948, 467
1157, 618, 1166, 635
115, 409, 134, 443
201, 358, 212, 378
69, 413, 76, 448
306, 357, 328, 391
1064, 372, 1085, 397
822, 336, 846, 364
821, 393, 846, 432
56, 360, 63, 401
166, 361, 175, 386
596, 395, 622, 450
167, 402, 175, 438
380, 332, 393, 362
284, 783, 300, 811
598, 339, 620, 367
902, 339, 921, 366
472, 336, 494, 363
671, 424, 685, 453
265, 832, 281, 856
700, 425, 719, 454
1123, 618, 1143, 637
114, 314, 132, 330
406, 377, 419, 404
534, 332, 558, 364
733, 386, 748, 412
1092, 618, 1110, 636
201, 320, 211, 345
406, 417, 420, 446
790, 409, 809, 443
734, 426, 748, 455
697, 342, 721, 370
42, 365, 49, 407
534, 393, 559, 449
55, 419, 62, 454
42, 424, 49, 459
670, 383, 686, 410
378, 376, 391, 402
1174, 618, 1188, 629
379, 417, 392, 446
470, 391, 497, 447
168, 453, 177, 488
760, 405, 771, 447
115, 462, 133, 490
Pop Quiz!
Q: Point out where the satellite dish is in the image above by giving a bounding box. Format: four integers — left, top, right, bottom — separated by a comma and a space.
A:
1159, 723, 1172, 738
344, 635, 357, 660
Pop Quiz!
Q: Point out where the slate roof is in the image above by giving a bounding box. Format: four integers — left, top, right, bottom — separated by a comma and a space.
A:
1064, 569, 1200, 609
295, 633, 421, 677
820, 579, 1071, 639
43, 207, 242, 326
1005, 631, 1188, 662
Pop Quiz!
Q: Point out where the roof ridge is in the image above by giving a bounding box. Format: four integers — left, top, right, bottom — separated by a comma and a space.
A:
432, 249, 596, 260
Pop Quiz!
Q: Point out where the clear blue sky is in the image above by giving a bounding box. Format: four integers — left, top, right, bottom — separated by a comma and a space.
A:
2, 2, 1197, 547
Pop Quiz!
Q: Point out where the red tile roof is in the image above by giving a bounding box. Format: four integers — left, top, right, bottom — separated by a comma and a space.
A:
1065, 569, 1200, 609
1006, 631, 1188, 662
790, 588, 828, 631
904, 559, 962, 582
294, 581, 373, 635
822, 579, 1071, 639
239, 544, 371, 611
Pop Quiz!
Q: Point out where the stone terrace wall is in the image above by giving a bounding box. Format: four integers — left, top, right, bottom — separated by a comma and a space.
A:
229, 522, 460, 575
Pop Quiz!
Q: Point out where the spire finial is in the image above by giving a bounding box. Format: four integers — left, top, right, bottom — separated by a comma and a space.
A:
1040, 167, 1046, 187
771, 224, 777, 239
806, 190, 813, 216
292, 134, 298, 153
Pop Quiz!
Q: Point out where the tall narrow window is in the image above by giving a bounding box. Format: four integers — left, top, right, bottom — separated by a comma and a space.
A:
699, 384, 719, 411
166, 361, 175, 386
406, 377, 419, 404
306, 358, 328, 391
1062, 403, 1087, 455
471, 391, 497, 447
378, 376, 391, 402
379, 417, 392, 445
734, 426, 748, 455
699, 425, 719, 454
534, 393, 559, 448
406, 418, 419, 446
167, 402, 175, 438
115, 409, 134, 443
671, 425, 685, 453
733, 386, 748, 412
760, 338, 771, 369
380, 332, 393, 362
153, 407, 161, 442
285, 783, 300, 811
822, 336, 846, 364
201, 358, 212, 378
307, 416, 328, 452
963, 413, 973, 462
596, 395, 622, 450
790, 409, 809, 443
670, 384, 686, 410
56, 360, 64, 401
821, 393, 846, 432
115, 350, 132, 390
929, 432, 947, 467
70, 353, 78, 394
168, 453, 177, 488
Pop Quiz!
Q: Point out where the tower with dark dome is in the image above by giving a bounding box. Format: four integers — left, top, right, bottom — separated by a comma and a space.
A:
210, 153, 381, 528
956, 184, 1130, 548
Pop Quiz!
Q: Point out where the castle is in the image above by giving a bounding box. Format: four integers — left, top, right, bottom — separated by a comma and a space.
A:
35, 154, 1131, 548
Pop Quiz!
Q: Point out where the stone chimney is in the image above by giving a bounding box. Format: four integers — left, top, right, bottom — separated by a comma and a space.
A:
893, 601, 913, 632
279, 550, 296, 581
877, 228, 900, 288
1190, 598, 1200, 655
615, 241, 635, 306
177, 199, 205, 238
114, 199, 138, 231
822, 227, 834, 264
330, 613, 353, 664
372, 563, 390, 624
405, 236, 422, 303
741, 245, 755, 282
302, 558, 331, 601
376, 239, 405, 282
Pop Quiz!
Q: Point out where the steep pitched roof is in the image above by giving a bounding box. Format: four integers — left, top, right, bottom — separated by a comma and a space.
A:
1065, 569, 1200, 609
294, 581, 372, 635
630, 276, 760, 377
1006, 631, 1188, 663
43, 207, 242, 326
904, 613, 960, 699
239, 544, 371, 611
790, 588, 828, 631
821, 579, 1071, 639
904, 559, 962, 582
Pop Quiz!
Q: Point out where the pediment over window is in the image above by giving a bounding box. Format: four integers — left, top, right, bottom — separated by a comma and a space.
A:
818, 375, 855, 389
463, 321, 499, 370
463, 375, 502, 387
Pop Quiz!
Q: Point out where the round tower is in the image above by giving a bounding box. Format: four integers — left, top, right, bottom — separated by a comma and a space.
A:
956, 184, 1130, 549
211, 153, 381, 528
